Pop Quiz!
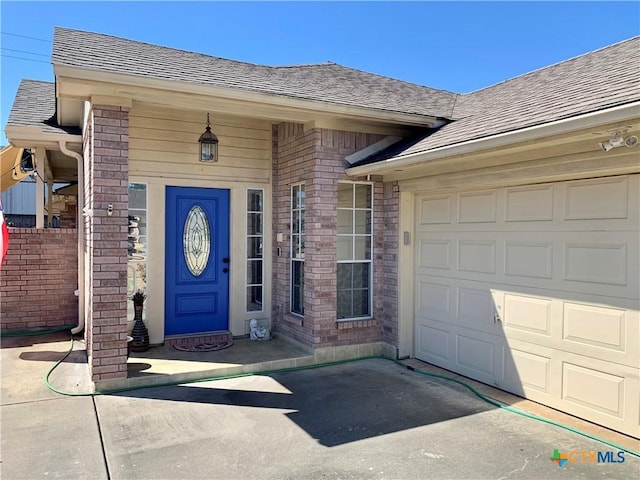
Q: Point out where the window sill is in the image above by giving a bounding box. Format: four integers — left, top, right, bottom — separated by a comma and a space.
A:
336, 318, 377, 329
282, 313, 304, 327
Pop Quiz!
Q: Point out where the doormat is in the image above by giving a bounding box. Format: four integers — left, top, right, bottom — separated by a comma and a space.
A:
173, 340, 233, 352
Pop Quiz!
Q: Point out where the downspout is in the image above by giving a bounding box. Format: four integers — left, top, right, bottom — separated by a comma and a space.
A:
59, 141, 85, 335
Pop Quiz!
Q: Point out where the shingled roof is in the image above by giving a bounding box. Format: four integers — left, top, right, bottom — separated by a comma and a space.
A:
52, 27, 457, 120
12, 29, 638, 162
368, 36, 640, 162
6, 79, 81, 136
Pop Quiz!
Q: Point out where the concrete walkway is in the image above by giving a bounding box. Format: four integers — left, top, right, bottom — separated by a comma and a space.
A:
2, 333, 639, 479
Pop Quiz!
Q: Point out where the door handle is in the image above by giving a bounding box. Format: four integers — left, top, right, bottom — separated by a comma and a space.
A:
222, 257, 230, 264
222, 267, 229, 273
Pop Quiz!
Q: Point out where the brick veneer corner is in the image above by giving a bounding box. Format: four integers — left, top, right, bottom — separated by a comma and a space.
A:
272, 123, 399, 350
85, 104, 130, 382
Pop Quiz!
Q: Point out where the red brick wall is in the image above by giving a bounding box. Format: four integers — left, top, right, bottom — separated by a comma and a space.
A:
0, 228, 78, 331
272, 123, 395, 349
85, 104, 130, 382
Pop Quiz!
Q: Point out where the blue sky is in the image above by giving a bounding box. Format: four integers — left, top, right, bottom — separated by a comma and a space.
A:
1, 1, 639, 145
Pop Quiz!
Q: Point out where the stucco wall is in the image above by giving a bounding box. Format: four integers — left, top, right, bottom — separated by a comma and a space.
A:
0, 228, 78, 331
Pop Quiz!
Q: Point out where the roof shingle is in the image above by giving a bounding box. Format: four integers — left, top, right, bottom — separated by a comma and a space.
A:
382, 36, 640, 159
7, 79, 81, 136
52, 27, 457, 119
15, 28, 638, 159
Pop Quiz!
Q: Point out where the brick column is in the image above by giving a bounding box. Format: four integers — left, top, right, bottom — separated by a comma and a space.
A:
85, 104, 129, 382
272, 123, 317, 346
381, 181, 399, 346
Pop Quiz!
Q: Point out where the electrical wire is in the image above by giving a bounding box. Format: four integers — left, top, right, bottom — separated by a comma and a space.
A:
34, 330, 639, 458
0, 54, 49, 64
1, 47, 49, 57
1, 32, 52, 43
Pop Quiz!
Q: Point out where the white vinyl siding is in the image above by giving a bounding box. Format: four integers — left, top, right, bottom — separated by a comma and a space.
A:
128, 105, 271, 183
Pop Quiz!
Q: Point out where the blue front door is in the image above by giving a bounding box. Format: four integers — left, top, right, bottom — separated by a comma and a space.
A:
165, 187, 230, 335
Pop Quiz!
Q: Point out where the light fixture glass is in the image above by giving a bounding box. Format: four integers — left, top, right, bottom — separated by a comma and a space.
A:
199, 113, 218, 162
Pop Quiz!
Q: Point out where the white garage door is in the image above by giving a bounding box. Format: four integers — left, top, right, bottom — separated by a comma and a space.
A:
414, 175, 639, 438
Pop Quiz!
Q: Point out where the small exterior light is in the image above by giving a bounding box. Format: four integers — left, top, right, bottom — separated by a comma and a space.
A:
199, 113, 218, 162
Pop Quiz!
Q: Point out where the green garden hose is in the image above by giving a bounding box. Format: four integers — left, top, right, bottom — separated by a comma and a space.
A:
36, 332, 640, 457
2, 325, 76, 337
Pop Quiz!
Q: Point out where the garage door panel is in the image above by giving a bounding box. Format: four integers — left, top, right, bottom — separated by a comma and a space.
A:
458, 240, 496, 273
561, 303, 639, 368
504, 241, 553, 279
457, 286, 495, 330
417, 195, 452, 225
563, 303, 626, 353
416, 232, 638, 300
503, 293, 552, 336
417, 238, 451, 270
498, 291, 637, 368
564, 241, 628, 286
415, 318, 504, 386
414, 174, 639, 438
456, 334, 496, 379
458, 190, 498, 223
553, 352, 640, 438
563, 176, 629, 221
505, 184, 554, 222
562, 362, 625, 419
415, 278, 452, 321
416, 322, 451, 364
503, 347, 551, 396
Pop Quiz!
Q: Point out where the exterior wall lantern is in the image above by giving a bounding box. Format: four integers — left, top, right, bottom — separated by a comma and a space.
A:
199, 113, 218, 162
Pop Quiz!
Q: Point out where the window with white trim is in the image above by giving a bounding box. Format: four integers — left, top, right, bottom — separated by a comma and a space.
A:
127, 183, 147, 322
337, 182, 372, 320
291, 183, 305, 315
246, 189, 264, 312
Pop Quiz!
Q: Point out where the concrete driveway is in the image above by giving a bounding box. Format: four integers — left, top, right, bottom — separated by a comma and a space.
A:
2, 333, 639, 479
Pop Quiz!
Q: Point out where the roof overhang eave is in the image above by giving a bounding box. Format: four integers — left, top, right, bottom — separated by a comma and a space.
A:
5, 125, 83, 151
53, 63, 442, 127
346, 101, 640, 177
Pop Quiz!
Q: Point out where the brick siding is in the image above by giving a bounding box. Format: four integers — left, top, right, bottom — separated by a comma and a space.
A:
272, 123, 399, 350
85, 105, 130, 382
382, 181, 399, 346
1, 228, 78, 331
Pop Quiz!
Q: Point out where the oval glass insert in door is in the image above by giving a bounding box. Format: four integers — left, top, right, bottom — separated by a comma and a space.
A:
183, 205, 211, 276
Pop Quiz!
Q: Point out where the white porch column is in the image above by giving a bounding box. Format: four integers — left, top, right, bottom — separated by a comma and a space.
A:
47, 179, 53, 227
34, 148, 46, 228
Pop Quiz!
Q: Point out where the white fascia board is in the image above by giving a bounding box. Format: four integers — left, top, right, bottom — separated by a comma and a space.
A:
5, 125, 82, 150
346, 102, 640, 177
53, 64, 440, 127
